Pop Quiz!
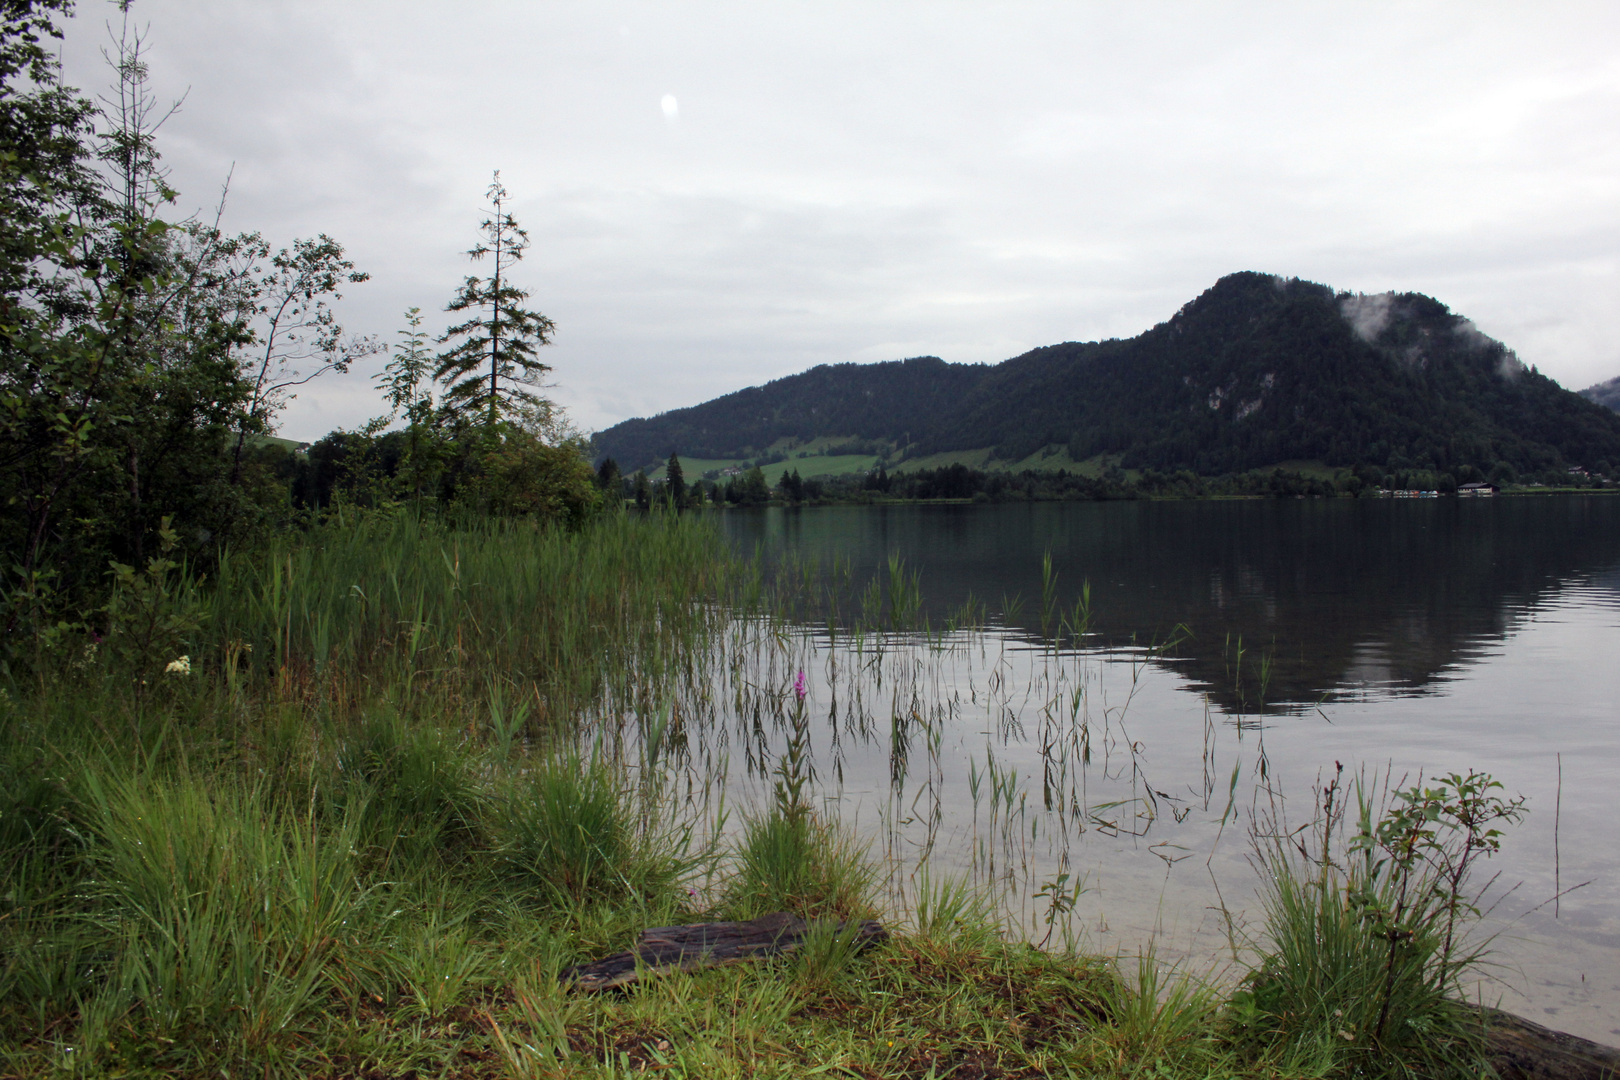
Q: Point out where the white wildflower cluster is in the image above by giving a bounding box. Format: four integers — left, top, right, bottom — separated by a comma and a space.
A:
164, 655, 191, 675
69, 641, 99, 671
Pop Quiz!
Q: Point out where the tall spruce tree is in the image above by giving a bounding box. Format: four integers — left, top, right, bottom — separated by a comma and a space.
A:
665, 452, 685, 509
435, 172, 555, 428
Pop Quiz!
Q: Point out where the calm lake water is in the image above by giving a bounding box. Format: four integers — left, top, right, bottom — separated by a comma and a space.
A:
690, 497, 1619, 1041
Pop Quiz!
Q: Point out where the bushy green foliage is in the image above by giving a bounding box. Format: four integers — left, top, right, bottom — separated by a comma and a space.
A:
722, 464, 772, 505
0, 9, 601, 663
0, 5, 405, 626
446, 425, 602, 524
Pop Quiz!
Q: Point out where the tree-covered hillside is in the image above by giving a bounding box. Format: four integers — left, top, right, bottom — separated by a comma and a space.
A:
594, 356, 989, 472
596, 272, 1620, 480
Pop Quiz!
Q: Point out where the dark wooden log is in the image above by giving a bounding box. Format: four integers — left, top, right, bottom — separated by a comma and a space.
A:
562, 911, 887, 992
1474, 1006, 1620, 1080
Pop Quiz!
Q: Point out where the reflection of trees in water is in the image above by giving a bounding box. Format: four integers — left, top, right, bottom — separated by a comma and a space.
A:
727, 497, 1620, 713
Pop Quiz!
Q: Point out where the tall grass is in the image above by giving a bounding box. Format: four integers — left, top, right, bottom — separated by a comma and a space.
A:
0, 509, 737, 1075
724, 807, 876, 921
1228, 766, 1523, 1078
491, 750, 697, 908
206, 507, 732, 719
77, 772, 369, 1057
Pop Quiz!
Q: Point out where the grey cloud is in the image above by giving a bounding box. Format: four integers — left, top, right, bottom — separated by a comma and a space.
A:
50, 1, 1620, 439
1340, 293, 1395, 343
1452, 318, 1496, 351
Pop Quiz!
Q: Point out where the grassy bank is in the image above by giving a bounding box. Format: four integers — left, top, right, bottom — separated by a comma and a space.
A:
1, 511, 1519, 1078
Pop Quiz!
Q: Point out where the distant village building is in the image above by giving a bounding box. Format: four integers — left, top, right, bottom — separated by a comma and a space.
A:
1458, 482, 1498, 497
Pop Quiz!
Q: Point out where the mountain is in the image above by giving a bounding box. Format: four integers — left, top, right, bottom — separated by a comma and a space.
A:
1580, 375, 1620, 413
594, 356, 991, 472
594, 272, 1620, 479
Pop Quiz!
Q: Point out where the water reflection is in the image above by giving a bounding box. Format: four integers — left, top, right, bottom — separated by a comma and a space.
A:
582, 498, 1620, 1041
722, 497, 1620, 711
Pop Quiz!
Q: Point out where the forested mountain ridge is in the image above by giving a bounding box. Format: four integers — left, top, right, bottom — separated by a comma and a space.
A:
594, 272, 1620, 479
593, 356, 991, 472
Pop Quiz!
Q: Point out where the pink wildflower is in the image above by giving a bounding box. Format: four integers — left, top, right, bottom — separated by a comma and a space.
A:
794, 670, 807, 701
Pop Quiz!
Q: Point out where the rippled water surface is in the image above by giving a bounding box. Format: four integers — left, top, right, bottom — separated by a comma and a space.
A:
666, 497, 1619, 1042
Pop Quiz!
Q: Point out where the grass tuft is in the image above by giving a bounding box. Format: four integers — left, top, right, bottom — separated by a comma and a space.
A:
491, 750, 693, 908
723, 807, 876, 921
76, 771, 370, 1067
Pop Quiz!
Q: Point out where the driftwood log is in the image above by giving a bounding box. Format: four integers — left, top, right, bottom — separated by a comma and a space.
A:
1474, 1006, 1620, 1080
562, 911, 887, 992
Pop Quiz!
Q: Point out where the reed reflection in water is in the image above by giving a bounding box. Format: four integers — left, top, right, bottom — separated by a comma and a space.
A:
627, 606, 1617, 1043
607, 498, 1620, 1043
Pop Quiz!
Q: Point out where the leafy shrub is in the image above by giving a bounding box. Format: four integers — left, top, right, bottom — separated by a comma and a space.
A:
452, 428, 602, 526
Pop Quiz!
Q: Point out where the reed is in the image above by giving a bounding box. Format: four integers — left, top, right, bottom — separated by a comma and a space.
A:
204, 507, 735, 720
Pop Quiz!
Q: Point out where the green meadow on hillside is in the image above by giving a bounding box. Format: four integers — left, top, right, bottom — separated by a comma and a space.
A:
642, 439, 1150, 486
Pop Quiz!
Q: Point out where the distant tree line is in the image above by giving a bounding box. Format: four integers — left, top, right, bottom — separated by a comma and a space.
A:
590, 453, 1612, 513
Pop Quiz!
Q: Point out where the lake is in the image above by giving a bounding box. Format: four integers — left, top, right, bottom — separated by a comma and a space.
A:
681, 497, 1619, 1041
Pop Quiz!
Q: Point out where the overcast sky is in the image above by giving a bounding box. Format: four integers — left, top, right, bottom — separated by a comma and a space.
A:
55, 1, 1620, 442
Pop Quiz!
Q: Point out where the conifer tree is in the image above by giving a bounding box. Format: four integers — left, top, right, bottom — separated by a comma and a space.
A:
665, 452, 685, 509
435, 172, 555, 428
594, 456, 621, 495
